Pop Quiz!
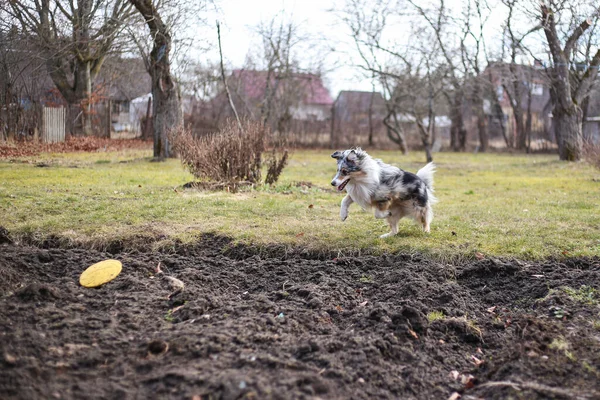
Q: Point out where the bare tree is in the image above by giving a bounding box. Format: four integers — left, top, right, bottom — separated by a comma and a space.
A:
540, 1, 600, 161
500, 0, 543, 150
129, 0, 183, 159
340, 0, 409, 153
2, 0, 136, 135
410, 0, 494, 152
410, 0, 468, 151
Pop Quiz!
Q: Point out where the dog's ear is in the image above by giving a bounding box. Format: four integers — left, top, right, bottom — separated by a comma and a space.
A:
331, 151, 343, 159
347, 150, 358, 162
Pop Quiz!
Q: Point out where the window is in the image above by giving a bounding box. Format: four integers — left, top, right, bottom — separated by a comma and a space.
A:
531, 83, 544, 96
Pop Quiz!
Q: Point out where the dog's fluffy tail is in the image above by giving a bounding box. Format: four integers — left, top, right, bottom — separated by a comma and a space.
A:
417, 162, 438, 205
417, 162, 436, 189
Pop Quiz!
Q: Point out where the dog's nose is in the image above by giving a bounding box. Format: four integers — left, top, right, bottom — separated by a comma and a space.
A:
331, 181, 336, 187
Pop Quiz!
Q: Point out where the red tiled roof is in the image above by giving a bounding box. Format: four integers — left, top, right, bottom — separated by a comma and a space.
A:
231, 69, 333, 105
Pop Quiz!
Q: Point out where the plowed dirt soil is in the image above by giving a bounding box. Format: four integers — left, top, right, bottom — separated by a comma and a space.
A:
1, 234, 599, 400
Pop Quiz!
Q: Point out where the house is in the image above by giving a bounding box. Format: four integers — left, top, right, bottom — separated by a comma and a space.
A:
483, 61, 554, 145
209, 69, 334, 125
334, 91, 386, 124
584, 85, 600, 144
95, 57, 151, 136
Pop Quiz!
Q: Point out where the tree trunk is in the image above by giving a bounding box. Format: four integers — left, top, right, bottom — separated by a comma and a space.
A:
508, 64, 527, 150
553, 106, 583, 161
540, 4, 599, 161
143, 97, 152, 140
450, 93, 466, 152
330, 102, 337, 149
130, 0, 182, 159
525, 86, 533, 153
415, 119, 433, 163
368, 91, 374, 147
76, 60, 93, 136
383, 109, 408, 154
476, 107, 488, 152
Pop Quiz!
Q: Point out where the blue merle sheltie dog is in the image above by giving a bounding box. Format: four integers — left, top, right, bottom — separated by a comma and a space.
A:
331, 148, 437, 238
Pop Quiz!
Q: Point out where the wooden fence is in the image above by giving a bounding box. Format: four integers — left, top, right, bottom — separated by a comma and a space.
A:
42, 106, 66, 143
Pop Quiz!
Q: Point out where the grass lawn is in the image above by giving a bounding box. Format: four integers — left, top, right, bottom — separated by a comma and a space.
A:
1, 148, 599, 260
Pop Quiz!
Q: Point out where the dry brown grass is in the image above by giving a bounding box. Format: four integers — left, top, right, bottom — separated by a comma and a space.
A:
172, 119, 288, 187
583, 139, 600, 170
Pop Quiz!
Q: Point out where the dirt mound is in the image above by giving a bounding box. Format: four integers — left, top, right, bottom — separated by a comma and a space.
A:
1, 238, 598, 399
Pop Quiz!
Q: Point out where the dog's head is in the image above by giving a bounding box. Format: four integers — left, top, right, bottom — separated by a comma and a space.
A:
330, 148, 367, 191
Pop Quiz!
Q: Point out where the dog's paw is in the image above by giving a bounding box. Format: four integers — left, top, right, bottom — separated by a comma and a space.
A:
340, 212, 348, 222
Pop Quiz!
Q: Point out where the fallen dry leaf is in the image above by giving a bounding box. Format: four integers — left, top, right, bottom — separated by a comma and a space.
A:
449, 370, 460, 380
295, 232, 305, 238
475, 252, 485, 260
486, 306, 497, 314
447, 392, 461, 400
471, 355, 484, 367
461, 374, 476, 388
359, 300, 368, 307
408, 329, 419, 339
308, 204, 314, 209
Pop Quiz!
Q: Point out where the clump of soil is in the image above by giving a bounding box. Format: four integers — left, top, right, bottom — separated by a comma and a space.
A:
1, 237, 599, 399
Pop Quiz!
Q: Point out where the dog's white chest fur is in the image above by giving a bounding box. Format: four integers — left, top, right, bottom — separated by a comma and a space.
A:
344, 158, 381, 210
345, 182, 376, 210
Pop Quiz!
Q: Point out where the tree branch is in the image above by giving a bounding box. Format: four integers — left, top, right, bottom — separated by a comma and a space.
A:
565, 18, 592, 56
216, 21, 242, 133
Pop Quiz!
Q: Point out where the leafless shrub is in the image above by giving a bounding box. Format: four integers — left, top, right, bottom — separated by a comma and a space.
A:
265, 147, 289, 185
582, 140, 600, 170
171, 119, 288, 187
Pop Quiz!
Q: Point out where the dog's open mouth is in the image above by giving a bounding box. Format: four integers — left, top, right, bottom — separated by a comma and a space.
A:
337, 178, 350, 192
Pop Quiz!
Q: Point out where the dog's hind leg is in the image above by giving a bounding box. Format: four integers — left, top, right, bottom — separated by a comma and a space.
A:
419, 205, 433, 233
380, 214, 400, 238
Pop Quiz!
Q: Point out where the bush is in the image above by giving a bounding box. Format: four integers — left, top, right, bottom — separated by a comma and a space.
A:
172, 119, 288, 187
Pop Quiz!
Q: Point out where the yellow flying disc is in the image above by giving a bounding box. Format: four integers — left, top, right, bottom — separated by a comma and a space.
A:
80, 259, 122, 288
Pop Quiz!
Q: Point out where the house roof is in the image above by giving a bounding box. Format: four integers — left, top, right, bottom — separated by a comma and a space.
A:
230, 69, 333, 105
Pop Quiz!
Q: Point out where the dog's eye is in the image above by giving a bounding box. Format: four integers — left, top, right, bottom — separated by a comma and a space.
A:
341, 169, 348, 175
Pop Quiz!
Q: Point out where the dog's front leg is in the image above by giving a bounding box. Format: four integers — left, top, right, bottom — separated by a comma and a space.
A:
340, 195, 354, 221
